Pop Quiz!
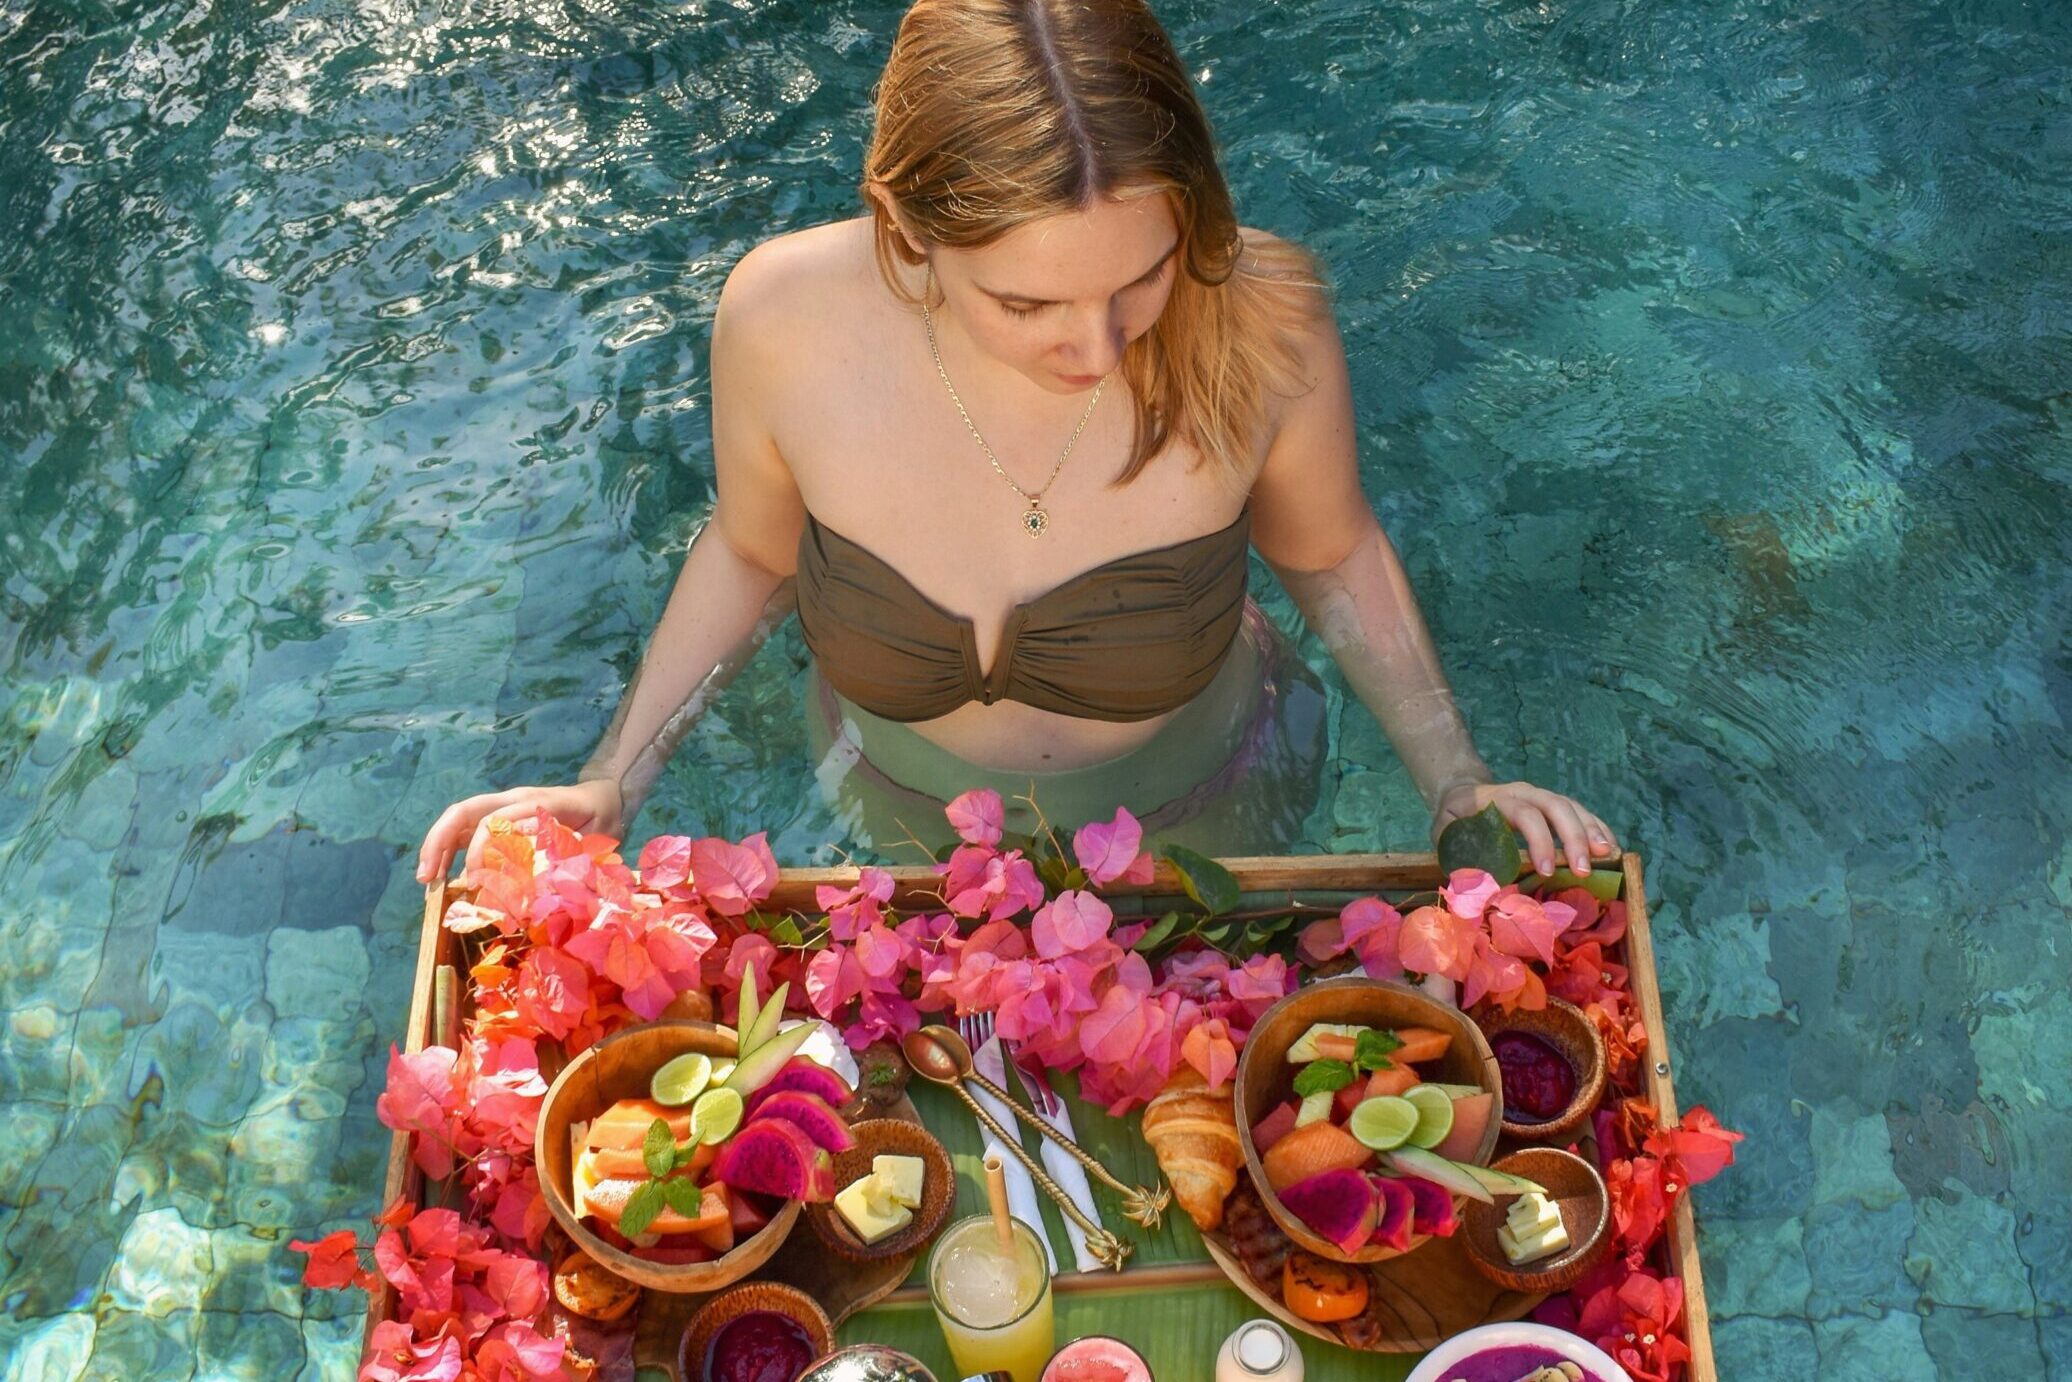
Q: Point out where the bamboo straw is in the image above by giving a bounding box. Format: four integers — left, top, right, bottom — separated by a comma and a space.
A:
982, 1152, 1014, 1251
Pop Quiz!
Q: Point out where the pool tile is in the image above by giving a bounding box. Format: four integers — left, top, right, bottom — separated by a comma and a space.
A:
196, 1304, 309, 1377
1801, 1200, 1921, 1319
1919, 1306, 2048, 1378
1708, 1313, 1819, 1378
297, 1311, 365, 1382
1811, 1105, 1910, 1213
0, 1312, 96, 1382
1700, 1213, 1813, 1320
1650, 904, 1788, 1028
84, 1303, 197, 1379
264, 925, 373, 1024
105, 1206, 211, 1316
1810, 1309, 1939, 1382
1903, 1180, 2035, 1315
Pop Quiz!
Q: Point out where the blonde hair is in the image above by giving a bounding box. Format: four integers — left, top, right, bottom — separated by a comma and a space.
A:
864, 0, 1322, 484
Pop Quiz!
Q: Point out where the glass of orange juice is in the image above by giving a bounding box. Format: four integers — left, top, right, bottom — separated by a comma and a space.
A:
926, 1215, 1055, 1382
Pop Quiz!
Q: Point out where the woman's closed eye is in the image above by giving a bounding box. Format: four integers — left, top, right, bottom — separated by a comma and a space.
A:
996, 259, 1173, 320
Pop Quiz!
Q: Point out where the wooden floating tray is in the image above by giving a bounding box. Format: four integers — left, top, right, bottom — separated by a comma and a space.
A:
367, 850, 1716, 1381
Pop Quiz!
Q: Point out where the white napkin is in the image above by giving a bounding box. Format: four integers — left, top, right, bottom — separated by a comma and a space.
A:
964, 1061, 1059, 1273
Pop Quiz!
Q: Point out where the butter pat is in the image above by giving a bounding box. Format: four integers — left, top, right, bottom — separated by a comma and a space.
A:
1498, 1191, 1569, 1265
873, 1154, 926, 1209
836, 1175, 914, 1243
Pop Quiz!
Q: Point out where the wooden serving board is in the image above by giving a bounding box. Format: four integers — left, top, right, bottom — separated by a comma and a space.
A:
369, 851, 1717, 1382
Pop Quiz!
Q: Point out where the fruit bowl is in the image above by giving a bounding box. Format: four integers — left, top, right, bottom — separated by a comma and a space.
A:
535, 1019, 801, 1293
1235, 977, 1503, 1264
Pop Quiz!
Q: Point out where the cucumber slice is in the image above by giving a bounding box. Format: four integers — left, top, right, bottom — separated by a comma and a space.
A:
739, 979, 791, 1060
1294, 1089, 1335, 1128
1383, 1147, 1494, 1205
1460, 1160, 1548, 1197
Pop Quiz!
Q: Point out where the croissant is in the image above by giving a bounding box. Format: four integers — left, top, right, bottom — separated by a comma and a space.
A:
1141, 1067, 1242, 1232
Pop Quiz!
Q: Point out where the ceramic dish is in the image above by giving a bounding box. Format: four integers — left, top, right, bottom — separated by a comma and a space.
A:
1471, 997, 1607, 1143
1458, 1148, 1612, 1293
1404, 1320, 1633, 1382
806, 1117, 955, 1261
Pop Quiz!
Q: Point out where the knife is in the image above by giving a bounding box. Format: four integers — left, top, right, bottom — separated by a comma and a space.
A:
966, 1035, 1059, 1273
1002, 1041, 1107, 1275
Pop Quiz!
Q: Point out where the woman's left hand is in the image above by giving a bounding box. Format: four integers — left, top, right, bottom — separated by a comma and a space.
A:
1433, 781, 1621, 877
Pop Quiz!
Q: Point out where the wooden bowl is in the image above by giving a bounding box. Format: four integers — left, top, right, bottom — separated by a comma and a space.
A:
1458, 1148, 1612, 1293
806, 1118, 955, 1262
1471, 996, 1607, 1143
677, 1281, 834, 1381
1235, 976, 1503, 1264
534, 1019, 801, 1293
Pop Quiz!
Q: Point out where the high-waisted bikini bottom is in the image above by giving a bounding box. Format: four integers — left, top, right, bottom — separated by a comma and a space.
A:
803, 599, 1329, 858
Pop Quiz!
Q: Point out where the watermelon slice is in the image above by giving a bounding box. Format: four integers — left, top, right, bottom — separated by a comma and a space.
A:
1251, 1100, 1300, 1153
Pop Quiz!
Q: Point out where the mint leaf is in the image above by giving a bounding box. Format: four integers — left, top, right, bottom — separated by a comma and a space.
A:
642, 1118, 676, 1180
1354, 1029, 1404, 1073
618, 1180, 669, 1239
1293, 1059, 1356, 1097
660, 1177, 706, 1218
1163, 845, 1240, 917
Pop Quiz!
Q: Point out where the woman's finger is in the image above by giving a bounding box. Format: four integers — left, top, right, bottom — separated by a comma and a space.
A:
1581, 809, 1621, 855
1537, 794, 1595, 875
1506, 800, 1559, 876
417, 790, 522, 882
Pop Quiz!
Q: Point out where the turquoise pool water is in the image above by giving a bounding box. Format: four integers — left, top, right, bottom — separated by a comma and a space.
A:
2, 0, 2067, 1376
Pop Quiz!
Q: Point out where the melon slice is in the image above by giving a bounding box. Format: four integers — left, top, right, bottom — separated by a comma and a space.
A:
1261, 1120, 1375, 1192
1389, 1026, 1452, 1065
1432, 1091, 1495, 1162
585, 1098, 691, 1150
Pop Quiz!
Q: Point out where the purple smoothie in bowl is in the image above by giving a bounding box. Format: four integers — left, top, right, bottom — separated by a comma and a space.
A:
1404, 1323, 1632, 1382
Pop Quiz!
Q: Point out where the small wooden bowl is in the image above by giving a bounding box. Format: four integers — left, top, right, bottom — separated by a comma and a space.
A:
1236, 976, 1503, 1264
1472, 996, 1607, 1143
534, 1019, 800, 1293
806, 1118, 955, 1261
677, 1281, 834, 1381
1459, 1148, 1612, 1293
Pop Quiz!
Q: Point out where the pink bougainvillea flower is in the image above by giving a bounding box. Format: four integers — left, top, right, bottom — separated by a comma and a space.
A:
940, 845, 1046, 922
944, 788, 1005, 847
687, 832, 779, 916
1643, 1105, 1744, 1189
510, 945, 591, 1044
1339, 896, 1406, 979
1180, 1016, 1238, 1090
1296, 917, 1345, 966
1399, 904, 1476, 981
1072, 807, 1154, 887
636, 833, 695, 892
472, 1319, 568, 1381
1485, 891, 1573, 966
361, 1321, 464, 1382
1459, 932, 1530, 1009
817, 866, 896, 941
1030, 889, 1115, 959
1441, 868, 1501, 918
485, 1167, 550, 1253
376, 1046, 464, 1180
1224, 953, 1293, 1019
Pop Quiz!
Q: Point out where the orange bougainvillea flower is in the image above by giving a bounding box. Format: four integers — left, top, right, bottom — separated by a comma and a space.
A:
1608, 1153, 1669, 1255
1644, 1104, 1745, 1189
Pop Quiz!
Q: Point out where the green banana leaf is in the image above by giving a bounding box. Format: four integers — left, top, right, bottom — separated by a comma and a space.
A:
830, 1075, 1420, 1382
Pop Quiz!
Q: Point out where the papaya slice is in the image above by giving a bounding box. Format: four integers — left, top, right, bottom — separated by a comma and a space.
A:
585, 1098, 692, 1151
1389, 1027, 1452, 1066
1261, 1120, 1375, 1192
1364, 1065, 1419, 1099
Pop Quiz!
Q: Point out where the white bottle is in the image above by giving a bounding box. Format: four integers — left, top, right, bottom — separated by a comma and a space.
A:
1216, 1320, 1304, 1382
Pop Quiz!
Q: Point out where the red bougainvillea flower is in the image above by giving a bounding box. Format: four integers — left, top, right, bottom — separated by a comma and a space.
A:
1072, 807, 1156, 888
1578, 1267, 1692, 1382
1644, 1104, 1744, 1190
1607, 1153, 1669, 1255
290, 1229, 371, 1291
1547, 940, 1628, 1010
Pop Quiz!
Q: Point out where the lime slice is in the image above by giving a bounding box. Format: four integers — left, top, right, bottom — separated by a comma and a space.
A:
689, 1086, 745, 1146
1404, 1084, 1456, 1150
1348, 1095, 1420, 1152
650, 1052, 713, 1107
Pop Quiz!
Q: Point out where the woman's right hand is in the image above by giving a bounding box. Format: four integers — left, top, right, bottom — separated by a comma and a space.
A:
414, 780, 625, 886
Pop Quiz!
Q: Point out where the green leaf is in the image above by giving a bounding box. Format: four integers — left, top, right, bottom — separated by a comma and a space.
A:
1035, 851, 1074, 893
618, 1180, 669, 1239
769, 916, 805, 947
1132, 911, 1184, 954
1292, 1059, 1357, 1096
642, 1118, 676, 1180
1354, 1029, 1404, 1073
660, 1177, 706, 1217
1198, 920, 1242, 950
1163, 845, 1240, 916
1436, 804, 1523, 885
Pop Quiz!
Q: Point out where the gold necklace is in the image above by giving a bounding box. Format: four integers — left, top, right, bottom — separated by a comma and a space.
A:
921, 293, 1106, 538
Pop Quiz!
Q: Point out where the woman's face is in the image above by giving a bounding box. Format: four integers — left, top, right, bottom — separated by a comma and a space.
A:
928, 190, 1181, 396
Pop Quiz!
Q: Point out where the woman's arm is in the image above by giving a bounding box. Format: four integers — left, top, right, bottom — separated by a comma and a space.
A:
416, 249, 808, 883
1249, 298, 1618, 875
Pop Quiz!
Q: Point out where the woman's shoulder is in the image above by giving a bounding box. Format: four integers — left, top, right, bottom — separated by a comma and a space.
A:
716, 218, 879, 351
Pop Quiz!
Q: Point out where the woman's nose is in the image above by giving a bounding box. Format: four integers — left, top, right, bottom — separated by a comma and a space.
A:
1064, 305, 1127, 375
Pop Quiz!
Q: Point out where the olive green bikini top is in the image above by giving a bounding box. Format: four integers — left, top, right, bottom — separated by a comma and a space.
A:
795, 507, 1252, 723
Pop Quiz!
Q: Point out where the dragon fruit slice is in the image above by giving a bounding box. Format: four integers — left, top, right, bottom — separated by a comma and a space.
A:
745, 1090, 856, 1155
711, 1117, 835, 1203
741, 1058, 854, 1117
1370, 1174, 1416, 1252
1398, 1175, 1459, 1237
1278, 1168, 1379, 1256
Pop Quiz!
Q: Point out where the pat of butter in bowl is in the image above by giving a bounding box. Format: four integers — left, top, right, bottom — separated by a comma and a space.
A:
1497, 1190, 1569, 1265
834, 1154, 928, 1244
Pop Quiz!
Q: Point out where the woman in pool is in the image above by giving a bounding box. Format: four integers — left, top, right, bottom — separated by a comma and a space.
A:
416, 0, 1620, 881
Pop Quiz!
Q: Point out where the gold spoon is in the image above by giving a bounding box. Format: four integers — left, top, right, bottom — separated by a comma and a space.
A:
905, 1025, 1169, 1232
902, 1027, 1131, 1269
